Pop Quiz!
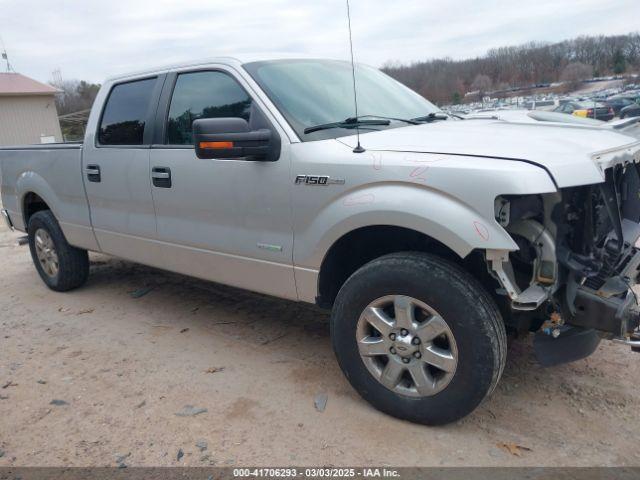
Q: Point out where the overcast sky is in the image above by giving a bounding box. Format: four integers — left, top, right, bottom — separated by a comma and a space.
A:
0, 0, 637, 84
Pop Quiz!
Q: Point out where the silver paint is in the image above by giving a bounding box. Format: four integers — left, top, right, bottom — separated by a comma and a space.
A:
1, 55, 639, 305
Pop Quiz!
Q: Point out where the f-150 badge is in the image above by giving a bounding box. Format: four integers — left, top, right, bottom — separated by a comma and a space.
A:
295, 175, 345, 186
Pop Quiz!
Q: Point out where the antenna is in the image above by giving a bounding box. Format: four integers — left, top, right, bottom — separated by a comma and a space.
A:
346, 0, 365, 154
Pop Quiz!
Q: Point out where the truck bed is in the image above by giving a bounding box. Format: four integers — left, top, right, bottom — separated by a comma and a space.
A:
0, 142, 95, 250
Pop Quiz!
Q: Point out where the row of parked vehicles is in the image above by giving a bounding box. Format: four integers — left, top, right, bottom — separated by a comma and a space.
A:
448, 82, 640, 121
553, 93, 640, 121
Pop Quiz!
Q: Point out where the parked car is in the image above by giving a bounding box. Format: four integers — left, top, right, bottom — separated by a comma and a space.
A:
522, 99, 555, 110
2, 55, 640, 425
620, 101, 640, 119
553, 100, 614, 121
606, 96, 638, 116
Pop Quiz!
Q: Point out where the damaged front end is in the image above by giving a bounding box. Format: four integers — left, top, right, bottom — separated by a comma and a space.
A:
488, 155, 640, 365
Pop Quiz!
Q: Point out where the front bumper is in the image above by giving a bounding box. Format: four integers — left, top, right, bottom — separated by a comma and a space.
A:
1, 208, 14, 231
570, 288, 640, 338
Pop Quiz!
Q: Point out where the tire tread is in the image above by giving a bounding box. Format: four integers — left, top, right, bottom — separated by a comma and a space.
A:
331, 251, 507, 424
28, 210, 89, 292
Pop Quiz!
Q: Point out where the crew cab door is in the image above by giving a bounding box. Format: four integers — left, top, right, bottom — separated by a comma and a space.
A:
82, 76, 164, 259
147, 67, 296, 299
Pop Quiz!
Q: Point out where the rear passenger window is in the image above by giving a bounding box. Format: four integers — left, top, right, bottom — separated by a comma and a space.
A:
166, 71, 251, 145
98, 77, 157, 145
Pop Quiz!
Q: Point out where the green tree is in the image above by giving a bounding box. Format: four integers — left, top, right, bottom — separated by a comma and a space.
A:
613, 49, 626, 74
451, 92, 461, 105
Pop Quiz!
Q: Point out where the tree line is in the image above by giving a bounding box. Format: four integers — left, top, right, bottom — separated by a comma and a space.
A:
48, 32, 640, 123
382, 33, 640, 105
49, 79, 100, 139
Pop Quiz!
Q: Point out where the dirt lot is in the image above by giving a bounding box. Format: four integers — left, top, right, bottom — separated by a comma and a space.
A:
1, 221, 640, 467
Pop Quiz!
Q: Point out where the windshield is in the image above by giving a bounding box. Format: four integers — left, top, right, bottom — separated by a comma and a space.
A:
243, 59, 440, 141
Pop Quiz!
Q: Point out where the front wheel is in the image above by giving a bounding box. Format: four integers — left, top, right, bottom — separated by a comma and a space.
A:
331, 252, 506, 425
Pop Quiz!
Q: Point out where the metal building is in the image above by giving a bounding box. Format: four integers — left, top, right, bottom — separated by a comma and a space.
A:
0, 73, 62, 145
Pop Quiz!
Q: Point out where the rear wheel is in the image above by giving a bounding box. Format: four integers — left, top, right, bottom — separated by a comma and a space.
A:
331, 252, 506, 425
28, 210, 89, 291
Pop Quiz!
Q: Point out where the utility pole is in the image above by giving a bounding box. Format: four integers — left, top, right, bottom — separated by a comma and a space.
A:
51, 68, 63, 86
0, 35, 13, 72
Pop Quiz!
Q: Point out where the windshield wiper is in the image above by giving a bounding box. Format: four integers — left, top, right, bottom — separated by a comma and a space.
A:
411, 113, 450, 123
304, 117, 390, 135
358, 115, 421, 125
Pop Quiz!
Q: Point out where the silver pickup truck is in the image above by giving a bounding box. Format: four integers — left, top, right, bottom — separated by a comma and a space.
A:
2, 55, 640, 425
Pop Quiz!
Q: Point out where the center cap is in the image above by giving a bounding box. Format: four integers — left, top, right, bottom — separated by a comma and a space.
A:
393, 334, 418, 357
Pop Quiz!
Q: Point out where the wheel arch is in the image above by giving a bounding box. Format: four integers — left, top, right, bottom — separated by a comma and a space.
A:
23, 191, 53, 227
16, 172, 61, 230
315, 224, 496, 308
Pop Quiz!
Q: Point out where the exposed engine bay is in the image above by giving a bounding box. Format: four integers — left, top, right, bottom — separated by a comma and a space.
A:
488, 160, 640, 364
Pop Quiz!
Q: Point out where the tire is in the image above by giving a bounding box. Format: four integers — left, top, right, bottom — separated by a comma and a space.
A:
27, 210, 89, 292
331, 252, 506, 425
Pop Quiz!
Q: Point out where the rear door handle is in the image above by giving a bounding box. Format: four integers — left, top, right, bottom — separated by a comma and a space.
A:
152, 167, 172, 188
85, 164, 101, 182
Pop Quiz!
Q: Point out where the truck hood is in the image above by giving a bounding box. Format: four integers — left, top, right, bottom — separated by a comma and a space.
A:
337, 119, 640, 188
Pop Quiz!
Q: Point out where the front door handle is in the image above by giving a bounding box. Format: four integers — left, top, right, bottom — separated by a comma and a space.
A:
85, 164, 101, 182
152, 167, 172, 188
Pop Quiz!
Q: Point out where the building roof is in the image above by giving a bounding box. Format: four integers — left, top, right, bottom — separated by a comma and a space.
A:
0, 73, 59, 96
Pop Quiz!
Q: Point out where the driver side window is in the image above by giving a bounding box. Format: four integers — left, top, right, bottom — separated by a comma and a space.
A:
166, 71, 252, 145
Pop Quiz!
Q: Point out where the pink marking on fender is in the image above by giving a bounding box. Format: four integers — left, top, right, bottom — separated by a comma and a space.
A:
371, 153, 382, 171
409, 166, 428, 182
473, 221, 490, 241
344, 193, 375, 206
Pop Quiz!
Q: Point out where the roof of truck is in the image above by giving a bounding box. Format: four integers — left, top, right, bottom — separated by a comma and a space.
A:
105, 54, 347, 82
0, 72, 59, 96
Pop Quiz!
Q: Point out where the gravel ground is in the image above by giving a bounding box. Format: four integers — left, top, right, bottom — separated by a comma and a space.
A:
1, 221, 640, 467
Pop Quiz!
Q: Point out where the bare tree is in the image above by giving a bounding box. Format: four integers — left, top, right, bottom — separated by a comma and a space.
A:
49, 78, 100, 116
560, 62, 593, 90
49, 77, 101, 140
471, 74, 492, 101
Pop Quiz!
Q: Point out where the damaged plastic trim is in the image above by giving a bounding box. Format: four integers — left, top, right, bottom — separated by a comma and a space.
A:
486, 248, 551, 311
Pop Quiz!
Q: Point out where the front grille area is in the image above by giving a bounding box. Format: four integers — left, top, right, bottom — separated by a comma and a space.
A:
582, 164, 640, 292
583, 252, 633, 291
558, 163, 640, 290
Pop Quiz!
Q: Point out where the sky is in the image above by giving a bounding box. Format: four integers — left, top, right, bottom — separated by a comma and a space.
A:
0, 0, 637, 84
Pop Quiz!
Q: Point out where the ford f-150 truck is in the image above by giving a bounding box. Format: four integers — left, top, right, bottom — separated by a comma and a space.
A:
2, 55, 640, 425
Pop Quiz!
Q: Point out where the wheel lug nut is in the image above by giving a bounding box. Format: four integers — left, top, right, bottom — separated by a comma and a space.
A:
412, 337, 421, 345
400, 329, 408, 336
402, 357, 410, 364
390, 347, 396, 354
414, 351, 422, 359
389, 333, 396, 341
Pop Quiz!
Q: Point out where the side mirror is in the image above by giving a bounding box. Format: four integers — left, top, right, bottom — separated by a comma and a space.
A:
193, 118, 276, 161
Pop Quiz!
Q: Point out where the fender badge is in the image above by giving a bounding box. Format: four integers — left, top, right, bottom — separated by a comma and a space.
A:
295, 175, 345, 186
